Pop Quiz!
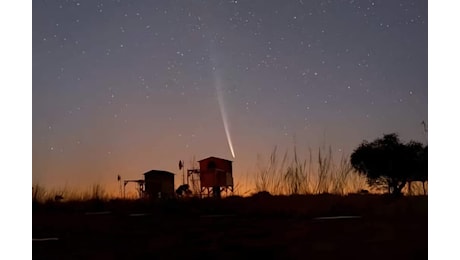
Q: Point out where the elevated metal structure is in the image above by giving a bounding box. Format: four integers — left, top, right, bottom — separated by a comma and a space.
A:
187, 157, 234, 198
123, 179, 145, 198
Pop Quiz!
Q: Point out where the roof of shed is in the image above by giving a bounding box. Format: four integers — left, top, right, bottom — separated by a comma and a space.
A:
198, 156, 233, 162
143, 170, 175, 176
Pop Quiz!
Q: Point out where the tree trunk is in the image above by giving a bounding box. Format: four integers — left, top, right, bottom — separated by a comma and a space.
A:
408, 181, 412, 196
392, 181, 406, 196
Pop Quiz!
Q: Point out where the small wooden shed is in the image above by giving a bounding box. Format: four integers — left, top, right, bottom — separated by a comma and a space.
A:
143, 170, 175, 198
198, 157, 233, 197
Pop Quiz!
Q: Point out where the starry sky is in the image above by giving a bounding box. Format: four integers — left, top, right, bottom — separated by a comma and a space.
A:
33, 0, 427, 194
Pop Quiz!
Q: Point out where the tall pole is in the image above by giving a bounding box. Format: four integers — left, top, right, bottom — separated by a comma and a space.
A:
117, 174, 122, 198
119, 179, 122, 198
182, 162, 185, 185
421, 121, 428, 144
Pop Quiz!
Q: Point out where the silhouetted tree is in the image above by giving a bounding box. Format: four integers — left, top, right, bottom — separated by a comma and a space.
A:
350, 133, 427, 196
420, 146, 428, 194
406, 144, 428, 195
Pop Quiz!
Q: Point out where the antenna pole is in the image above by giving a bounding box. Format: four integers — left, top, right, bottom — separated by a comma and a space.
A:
421, 120, 428, 143
117, 175, 122, 198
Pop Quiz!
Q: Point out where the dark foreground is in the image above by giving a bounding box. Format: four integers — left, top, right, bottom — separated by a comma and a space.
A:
33, 195, 427, 260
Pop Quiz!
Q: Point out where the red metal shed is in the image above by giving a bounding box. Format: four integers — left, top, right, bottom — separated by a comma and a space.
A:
198, 156, 233, 188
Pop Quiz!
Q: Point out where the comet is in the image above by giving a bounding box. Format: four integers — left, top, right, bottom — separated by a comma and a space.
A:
210, 45, 236, 159
214, 71, 235, 159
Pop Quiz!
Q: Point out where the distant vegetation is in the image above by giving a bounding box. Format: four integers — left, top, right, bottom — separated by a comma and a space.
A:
252, 134, 427, 196
32, 133, 427, 203
252, 145, 368, 195
32, 183, 110, 204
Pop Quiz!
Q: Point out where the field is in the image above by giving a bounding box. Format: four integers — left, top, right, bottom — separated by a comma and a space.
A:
33, 194, 427, 260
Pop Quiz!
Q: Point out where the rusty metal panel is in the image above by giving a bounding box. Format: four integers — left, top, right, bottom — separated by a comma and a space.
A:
200, 171, 215, 187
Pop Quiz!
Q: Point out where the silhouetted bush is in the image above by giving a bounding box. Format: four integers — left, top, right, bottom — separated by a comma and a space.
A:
350, 133, 427, 196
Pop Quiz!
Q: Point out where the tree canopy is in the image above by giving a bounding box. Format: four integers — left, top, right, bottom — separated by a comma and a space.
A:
350, 133, 427, 195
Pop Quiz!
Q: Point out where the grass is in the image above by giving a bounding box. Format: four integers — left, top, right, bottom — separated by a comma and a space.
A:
32, 145, 427, 259
32, 193, 427, 217
254, 146, 370, 196
32, 183, 111, 204
32, 145, 427, 203
253, 145, 427, 196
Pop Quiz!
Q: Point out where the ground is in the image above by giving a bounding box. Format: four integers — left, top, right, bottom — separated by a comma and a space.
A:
33, 195, 427, 260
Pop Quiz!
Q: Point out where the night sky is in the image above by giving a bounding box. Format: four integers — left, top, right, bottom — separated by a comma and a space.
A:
33, 0, 427, 194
